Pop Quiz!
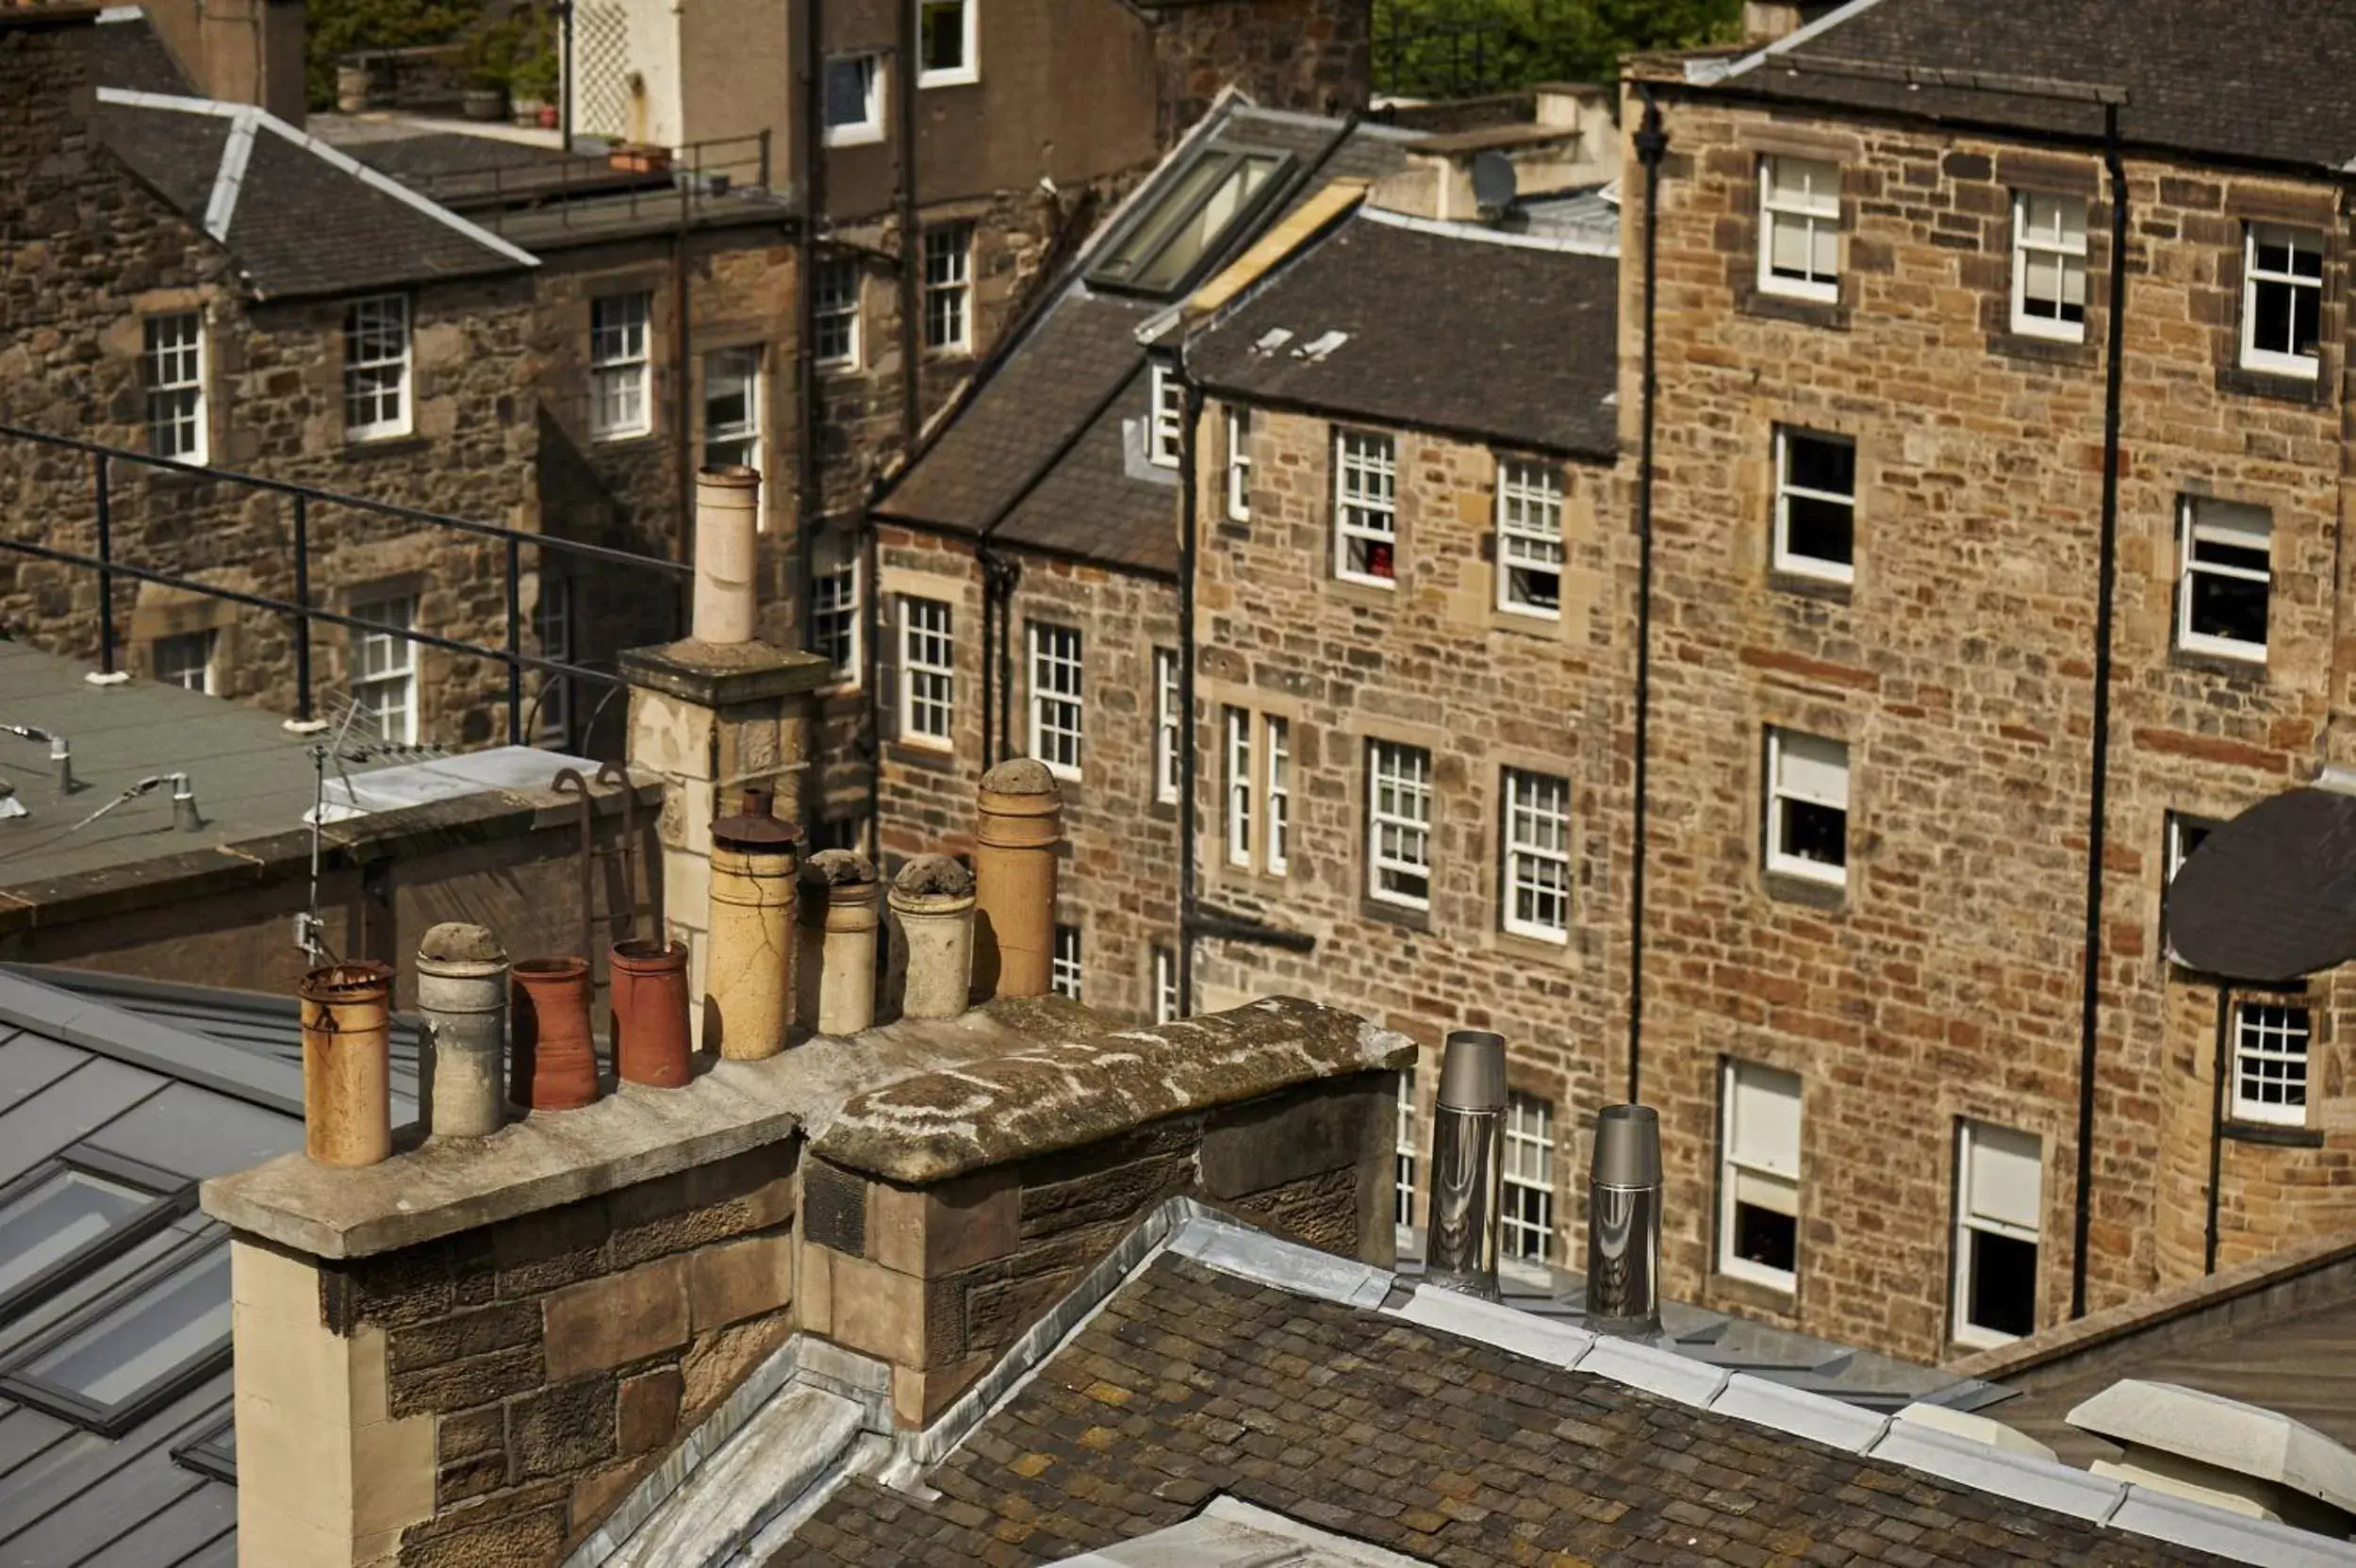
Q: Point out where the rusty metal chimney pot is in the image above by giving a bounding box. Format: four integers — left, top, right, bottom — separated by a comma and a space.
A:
298, 962, 396, 1166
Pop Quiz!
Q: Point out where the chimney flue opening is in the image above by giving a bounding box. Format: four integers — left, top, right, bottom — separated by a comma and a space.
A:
1583, 1103, 1664, 1338
1423, 1029, 1507, 1301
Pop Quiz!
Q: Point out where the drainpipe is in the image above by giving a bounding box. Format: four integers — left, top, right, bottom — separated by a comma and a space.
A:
895, 0, 920, 454
557, 1, 573, 147
1626, 87, 1667, 1106
1175, 373, 1203, 1015
794, 0, 826, 638
673, 227, 695, 571
861, 477, 884, 857
2070, 102, 2128, 1322
2204, 982, 2229, 1275
989, 548, 1018, 759
979, 542, 997, 767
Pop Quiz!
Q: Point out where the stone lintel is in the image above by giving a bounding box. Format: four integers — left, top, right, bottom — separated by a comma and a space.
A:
621, 639, 835, 710
815, 996, 1417, 1186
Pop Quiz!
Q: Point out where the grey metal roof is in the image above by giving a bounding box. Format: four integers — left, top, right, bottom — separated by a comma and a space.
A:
0, 965, 318, 1568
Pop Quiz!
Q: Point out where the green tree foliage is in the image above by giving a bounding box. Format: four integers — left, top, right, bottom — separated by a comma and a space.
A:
1373, 0, 1743, 98
305, 0, 483, 109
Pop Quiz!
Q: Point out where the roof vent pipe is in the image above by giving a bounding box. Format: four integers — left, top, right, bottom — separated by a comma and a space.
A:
691, 466, 761, 644
1584, 1104, 1663, 1337
48, 734, 73, 798
170, 772, 200, 832
1423, 1029, 1507, 1301
797, 850, 880, 1036
887, 853, 976, 1019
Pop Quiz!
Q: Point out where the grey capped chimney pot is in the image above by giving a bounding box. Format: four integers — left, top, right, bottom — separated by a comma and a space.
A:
1423, 1029, 1507, 1302
1584, 1103, 1663, 1337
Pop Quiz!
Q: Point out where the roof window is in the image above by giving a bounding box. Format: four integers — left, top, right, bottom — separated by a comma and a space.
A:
0, 1228, 230, 1436
0, 1147, 193, 1325
1089, 147, 1291, 297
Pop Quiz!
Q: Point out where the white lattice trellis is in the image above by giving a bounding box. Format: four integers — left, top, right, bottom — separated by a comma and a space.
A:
572, 3, 632, 140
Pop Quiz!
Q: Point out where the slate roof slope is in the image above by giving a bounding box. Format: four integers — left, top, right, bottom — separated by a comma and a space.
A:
1692, 0, 2356, 172
0, 966, 313, 1568
88, 89, 536, 299
876, 104, 1417, 575
82, 10, 193, 96
782, 1249, 2233, 1567
1185, 207, 1621, 459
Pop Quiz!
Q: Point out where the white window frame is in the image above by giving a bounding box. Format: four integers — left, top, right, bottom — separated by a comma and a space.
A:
1394, 1069, 1417, 1233
1719, 1061, 1801, 1292
1051, 923, 1081, 1000
2010, 190, 2088, 343
589, 291, 652, 441
915, 0, 979, 88
1501, 1092, 1554, 1264
822, 53, 885, 147
1501, 768, 1571, 943
534, 575, 572, 747
142, 310, 206, 464
1765, 728, 1849, 888
924, 223, 974, 354
1148, 364, 1184, 469
1028, 620, 1082, 780
1152, 648, 1179, 805
811, 549, 860, 685
1952, 1120, 2042, 1350
815, 258, 862, 371
899, 597, 954, 748
2176, 496, 2271, 663
1367, 739, 1432, 911
2232, 999, 2311, 1128
1224, 706, 1252, 867
349, 595, 419, 747
702, 345, 763, 474
341, 294, 413, 442
1226, 406, 1252, 521
1333, 429, 1397, 587
1771, 428, 1855, 585
1495, 457, 1564, 618
1264, 715, 1290, 876
2241, 223, 2323, 380
1757, 155, 1841, 304
153, 629, 217, 695
1152, 946, 1178, 1024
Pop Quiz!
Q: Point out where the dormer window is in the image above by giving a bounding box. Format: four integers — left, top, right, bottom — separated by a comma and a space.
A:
1089, 147, 1290, 298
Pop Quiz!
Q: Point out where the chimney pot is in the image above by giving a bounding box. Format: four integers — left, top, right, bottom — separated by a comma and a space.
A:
415, 923, 509, 1137
797, 850, 881, 1036
705, 790, 799, 1058
1584, 1103, 1664, 1337
610, 937, 693, 1086
298, 962, 396, 1165
690, 466, 762, 644
511, 957, 600, 1110
887, 854, 977, 1020
972, 762, 1063, 1000
1423, 1029, 1507, 1300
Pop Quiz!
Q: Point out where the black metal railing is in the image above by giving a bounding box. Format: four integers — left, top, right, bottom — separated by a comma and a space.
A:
404, 133, 779, 239
0, 421, 692, 747
1373, 11, 1519, 100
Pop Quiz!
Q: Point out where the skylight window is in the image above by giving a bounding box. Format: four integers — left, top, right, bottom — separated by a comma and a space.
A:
0, 1230, 231, 1436
0, 1148, 190, 1324
1090, 147, 1290, 297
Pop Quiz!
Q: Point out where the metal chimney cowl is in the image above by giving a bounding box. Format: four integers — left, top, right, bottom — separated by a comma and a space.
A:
1423, 1029, 1507, 1301
1584, 1103, 1664, 1337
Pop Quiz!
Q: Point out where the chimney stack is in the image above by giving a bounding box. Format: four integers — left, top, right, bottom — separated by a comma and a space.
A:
1583, 1104, 1663, 1336
887, 854, 976, 1019
704, 786, 799, 1058
691, 467, 761, 644
1423, 1029, 1507, 1300
414, 923, 509, 1138
797, 850, 881, 1036
298, 962, 396, 1166
971, 759, 1063, 1000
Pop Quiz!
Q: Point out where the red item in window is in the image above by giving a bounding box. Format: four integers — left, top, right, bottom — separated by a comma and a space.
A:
1370, 542, 1394, 579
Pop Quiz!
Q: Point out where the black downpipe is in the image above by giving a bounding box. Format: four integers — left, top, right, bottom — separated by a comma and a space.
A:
894, 0, 921, 454
980, 553, 996, 767
860, 477, 884, 858
1175, 369, 1203, 1017
2204, 982, 2229, 1275
794, 0, 826, 641
1626, 89, 1667, 1107
993, 552, 1017, 760
2070, 104, 2128, 1321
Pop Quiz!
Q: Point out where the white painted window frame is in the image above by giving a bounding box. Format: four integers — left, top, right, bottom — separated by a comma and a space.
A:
1224, 706, 1252, 867
1050, 922, 1081, 999
899, 596, 955, 747
1494, 457, 1564, 618
1333, 429, 1397, 587
153, 629, 217, 695
923, 223, 974, 354
1501, 1091, 1554, 1264
1152, 946, 1178, 1025
1147, 364, 1183, 469
1765, 727, 1849, 887
1757, 155, 1840, 304
814, 258, 862, 371
341, 293, 413, 442
1264, 715, 1291, 876
1952, 1120, 2041, 1350
589, 291, 653, 441
2176, 496, 2271, 663
2241, 223, 2323, 379
1151, 647, 1179, 805
821, 52, 886, 147
915, 0, 980, 88
810, 549, 860, 685
534, 575, 572, 746
2009, 190, 2088, 342
701, 345, 763, 474
1225, 406, 1253, 521
142, 310, 207, 464
1719, 1060, 1802, 1292
1367, 738, 1432, 911
1027, 619, 1083, 780
1501, 767, 1571, 943
349, 595, 420, 747
2232, 1000, 2311, 1128
1394, 1069, 1417, 1232
1772, 427, 1855, 585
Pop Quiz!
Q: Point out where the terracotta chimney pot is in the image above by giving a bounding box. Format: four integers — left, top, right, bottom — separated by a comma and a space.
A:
972, 759, 1063, 1000
511, 957, 599, 1111
611, 937, 694, 1086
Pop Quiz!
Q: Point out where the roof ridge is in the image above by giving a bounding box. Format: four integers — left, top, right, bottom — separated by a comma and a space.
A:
1355, 203, 1620, 257
1689, 0, 1896, 84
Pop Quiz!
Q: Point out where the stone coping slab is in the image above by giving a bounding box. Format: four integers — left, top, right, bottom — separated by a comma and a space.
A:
813, 995, 1417, 1185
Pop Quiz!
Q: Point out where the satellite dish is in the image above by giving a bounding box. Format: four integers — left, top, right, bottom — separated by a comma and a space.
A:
1471, 150, 1518, 218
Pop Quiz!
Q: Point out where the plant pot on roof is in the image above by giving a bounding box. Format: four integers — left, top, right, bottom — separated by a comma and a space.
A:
463, 84, 509, 122
610, 141, 672, 173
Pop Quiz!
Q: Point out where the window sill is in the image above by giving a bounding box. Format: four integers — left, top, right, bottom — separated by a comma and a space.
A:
1738, 287, 1849, 333
340, 434, 429, 463
1987, 329, 2097, 370
2167, 644, 2269, 683
1491, 604, 1565, 635
1767, 564, 1853, 600
1149, 797, 1178, 824
2216, 362, 2329, 406
2221, 1119, 2324, 1148
818, 360, 864, 381
1494, 927, 1573, 963
1707, 1269, 1798, 1317
923, 346, 975, 363
1359, 896, 1431, 934
1762, 868, 1848, 911
1324, 576, 1402, 613
916, 68, 980, 90
884, 740, 959, 772
590, 430, 660, 450
823, 127, 886, 150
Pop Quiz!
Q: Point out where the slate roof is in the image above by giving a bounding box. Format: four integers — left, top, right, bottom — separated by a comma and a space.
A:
0, 967, 319, 1568
1690, 0, 2356, 172
781, 1246, 2240, 1566
82, 11, 193, 96
1185, 207, 1621, 460
88, 90, 535, 299
875, 104, 1420, 576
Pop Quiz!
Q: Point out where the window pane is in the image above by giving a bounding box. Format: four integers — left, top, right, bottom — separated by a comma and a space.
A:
19, 1242, 229, 1407
824, 57, 873, 127
1734, 1200, 1796, 1275
1785, 435, 1853, 496
2189, 572, 2268, 647
918, 0, 966, 73
1784, 494, 1853, 567
1967, 1230, 2037, 1339
0, 1168, 152, 1303
1780, 799, 1846, 868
